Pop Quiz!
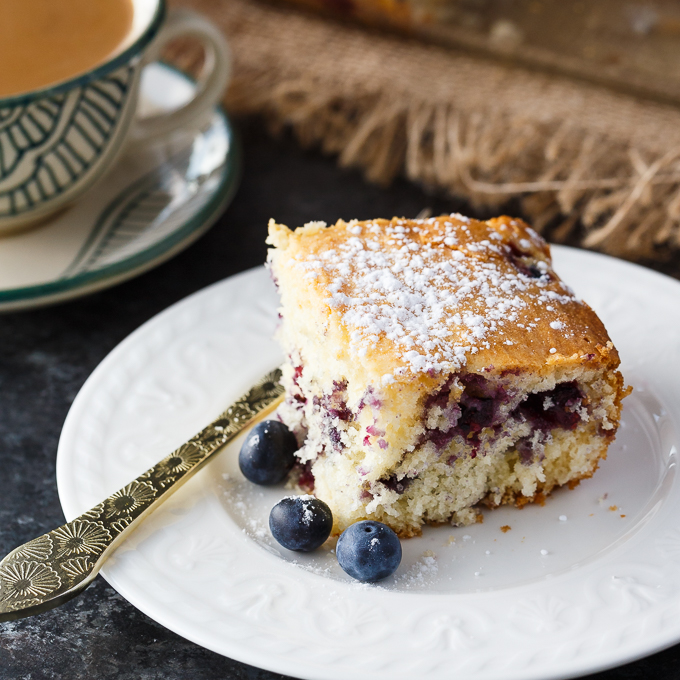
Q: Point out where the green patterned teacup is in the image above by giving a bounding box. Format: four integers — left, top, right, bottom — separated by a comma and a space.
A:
0, 0, 230, 235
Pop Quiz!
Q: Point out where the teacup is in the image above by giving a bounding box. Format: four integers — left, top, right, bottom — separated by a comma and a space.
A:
0, 0, 230, 235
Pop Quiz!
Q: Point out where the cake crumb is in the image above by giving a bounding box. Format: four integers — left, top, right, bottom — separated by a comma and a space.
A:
609, 505, 618, 512
445, 535, 456, 545
500, 525, 511, 533
620, 514, 626, 518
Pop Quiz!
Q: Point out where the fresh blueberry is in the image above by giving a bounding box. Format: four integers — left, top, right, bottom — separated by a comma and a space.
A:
269, 496, 333, 551
239, 420, 298, 485
336, 521, 402, 582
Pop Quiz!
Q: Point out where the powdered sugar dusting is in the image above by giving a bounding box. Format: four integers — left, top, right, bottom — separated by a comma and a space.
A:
282, 494, 317, 525
288, 216, 577, 374
395, 550, 439, 588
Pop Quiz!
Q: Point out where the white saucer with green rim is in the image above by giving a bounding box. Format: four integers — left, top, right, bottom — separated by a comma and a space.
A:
0, 62, 239, 312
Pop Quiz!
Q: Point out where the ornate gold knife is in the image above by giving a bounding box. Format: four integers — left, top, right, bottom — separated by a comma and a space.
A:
0, 369, 284, 623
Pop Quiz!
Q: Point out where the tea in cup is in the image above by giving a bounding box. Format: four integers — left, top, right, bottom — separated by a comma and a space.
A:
0, 0, 230, 234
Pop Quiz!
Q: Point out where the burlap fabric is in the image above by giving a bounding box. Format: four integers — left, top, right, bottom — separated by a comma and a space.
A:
172, 0, 680, 262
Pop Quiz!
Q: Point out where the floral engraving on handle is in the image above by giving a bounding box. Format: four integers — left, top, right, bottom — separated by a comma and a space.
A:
11, 535, 53, 562
161, 442, 205, 474
52, 521, 112, 558
61, 557, 95, 580
0, 562, 62, 606
0, 368, 284, 621
105, 481, 157, 519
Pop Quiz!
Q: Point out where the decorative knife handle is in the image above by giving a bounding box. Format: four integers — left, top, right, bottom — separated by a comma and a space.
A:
0, 369, 284, 622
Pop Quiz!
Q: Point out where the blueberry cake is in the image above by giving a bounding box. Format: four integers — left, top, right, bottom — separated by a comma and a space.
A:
267, 215, 629, 537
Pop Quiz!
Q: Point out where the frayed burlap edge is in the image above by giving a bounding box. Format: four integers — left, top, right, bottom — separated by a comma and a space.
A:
173, 0, 680, 262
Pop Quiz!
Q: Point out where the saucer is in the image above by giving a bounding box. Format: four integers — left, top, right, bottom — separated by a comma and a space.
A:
0, 63, 239, 312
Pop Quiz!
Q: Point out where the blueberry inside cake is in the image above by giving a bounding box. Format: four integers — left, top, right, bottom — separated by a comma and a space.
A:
267, 215, 629, 537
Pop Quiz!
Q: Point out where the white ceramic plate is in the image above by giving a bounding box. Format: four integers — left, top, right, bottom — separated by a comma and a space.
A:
57, 248, 680, 680
0, 63, 239, 312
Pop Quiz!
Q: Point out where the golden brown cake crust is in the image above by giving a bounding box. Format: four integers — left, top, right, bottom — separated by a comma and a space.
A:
268, 214, 620, 381
268, 214, 630, 537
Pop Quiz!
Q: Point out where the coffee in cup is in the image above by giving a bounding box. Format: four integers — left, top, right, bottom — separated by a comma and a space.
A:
0, 0, 135, 97
0, 0, 230, 235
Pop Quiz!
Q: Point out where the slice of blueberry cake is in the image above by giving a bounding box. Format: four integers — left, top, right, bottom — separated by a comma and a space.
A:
267, 215, 629, 537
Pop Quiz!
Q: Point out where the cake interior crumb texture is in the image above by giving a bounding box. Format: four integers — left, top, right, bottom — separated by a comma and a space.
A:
266, 214, 630, 537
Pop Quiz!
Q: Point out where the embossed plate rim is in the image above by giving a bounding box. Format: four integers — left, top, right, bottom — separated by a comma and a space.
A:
56, 253, 680, 680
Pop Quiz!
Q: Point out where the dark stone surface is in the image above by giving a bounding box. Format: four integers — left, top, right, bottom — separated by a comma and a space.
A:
0, 120, 678, 679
